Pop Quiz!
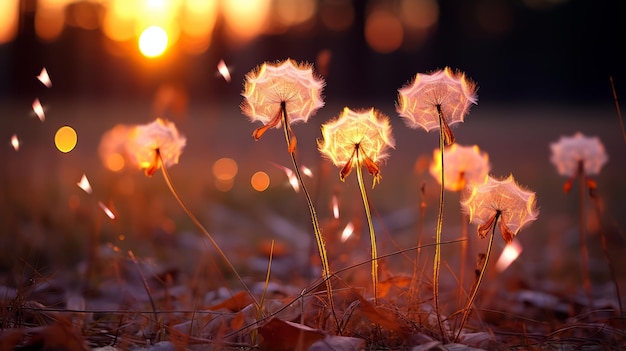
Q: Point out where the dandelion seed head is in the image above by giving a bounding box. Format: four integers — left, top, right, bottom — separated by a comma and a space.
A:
397, 67, 477, 132
550, 132, 608, 177
430, 144, 490, 191
461, 174, 538, 242
241, 59, 325, 128
319, 107, 395, 169
127, 118, 186, 175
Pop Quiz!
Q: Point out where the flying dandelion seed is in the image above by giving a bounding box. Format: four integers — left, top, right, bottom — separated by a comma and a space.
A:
495, 239, 523, 272
32, 98, 45, 122
36, 67, 52, 88
332, 195, 340, 219
77, 174, 92, 194
10, 134, 19, 151
98, 201, 116, 219
340, 222, 355, 242
272, 162, 299, 192
217, 59, 232, 82
301, 165, 313, 177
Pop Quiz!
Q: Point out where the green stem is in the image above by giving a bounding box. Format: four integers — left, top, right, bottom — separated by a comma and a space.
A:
280, 103, 337, 325
158, 150, 258, 309
355, 147, 378, 303
433, 107, 447, 341
455, 214, 496, 342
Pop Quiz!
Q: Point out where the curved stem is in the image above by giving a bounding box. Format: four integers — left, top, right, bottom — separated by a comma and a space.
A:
355, 147, 378, 303
158, 150, 258, 309
280, 103, 337, 325
455, 216, 495, 342
433, 107, 447, 341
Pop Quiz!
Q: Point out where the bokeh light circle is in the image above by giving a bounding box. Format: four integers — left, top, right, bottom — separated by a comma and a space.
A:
138, 25, 168, 57
55, 126, 77, 153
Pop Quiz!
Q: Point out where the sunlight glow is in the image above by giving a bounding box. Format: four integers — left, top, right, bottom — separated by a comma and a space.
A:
251, 171, 270, 192
139, 25, 168, 57
0, 0, 18, 44
55, 126, 78, 153
222, 0, 270, 42
495, 239, 523, 272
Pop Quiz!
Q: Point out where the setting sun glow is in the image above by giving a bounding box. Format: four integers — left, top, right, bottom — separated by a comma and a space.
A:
55, 126, 77, 153
138, 25, 168, 57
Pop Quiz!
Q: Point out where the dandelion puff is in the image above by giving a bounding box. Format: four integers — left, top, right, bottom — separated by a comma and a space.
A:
319, 107, 395, 302
126, 118, 186, 177
430, 144, 490, 192
550, 132, 608, 178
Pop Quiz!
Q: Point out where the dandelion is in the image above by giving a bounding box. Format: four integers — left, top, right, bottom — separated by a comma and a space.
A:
127, 118, 256, 307
241, 59, 325, 150
319, 107, 395, 302
397, 67, 477, 145
127, 118, 186, 177
430, 144, 490, 192
430, 144, 490, 306
397, 67, 477, 340
456, 174, 538, 340
550, 132, 614, 311
241, 59, 333, 318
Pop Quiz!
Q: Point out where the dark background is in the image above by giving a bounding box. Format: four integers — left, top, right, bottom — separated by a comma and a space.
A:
0, 0, 624, 106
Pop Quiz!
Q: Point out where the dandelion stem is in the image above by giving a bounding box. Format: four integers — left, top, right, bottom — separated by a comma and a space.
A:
455, 213, 496, 342
609, 76, 626, 145
355, 146, 379, 303
280, 102, 337, 325
157, 150, 258, 309
577, 161, 593, 310
433, 106, 448, 341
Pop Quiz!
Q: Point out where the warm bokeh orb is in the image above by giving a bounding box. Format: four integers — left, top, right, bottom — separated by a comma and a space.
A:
138, 25, 168, 57
55, 126, 77, 153
251, 171, 270, 192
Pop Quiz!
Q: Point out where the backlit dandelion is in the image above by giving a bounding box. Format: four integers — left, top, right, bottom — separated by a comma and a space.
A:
319, 107, 395, 302
461, 174, 538, 243
457, 174, 538, 340
397, 67, 477, 339
241, 59, 325, 148
127, 118, 186, 177
430, 144, 490, 192
241, 59, 331, 315
550, 132, 607, 178
550, 132, 613, 310
397, 67, 477, 145
126, 118, 256, 306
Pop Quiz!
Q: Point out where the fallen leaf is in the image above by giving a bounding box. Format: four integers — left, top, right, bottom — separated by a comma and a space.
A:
259, 317, 325, 351
377, 275, 412, 298
208, 291, 253, 312
353, 290, 404, 333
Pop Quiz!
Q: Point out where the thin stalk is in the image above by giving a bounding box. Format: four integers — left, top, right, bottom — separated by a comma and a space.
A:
577, 161, 593, 310
609, 76, 626, 145
458, 211, 469, 307
590, 193, 623, 314
433, 107, 447, 341
455, 215, 496, 342
157, 151, 259, 309
279, 102, 336, 325
355, 147, 378, 303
